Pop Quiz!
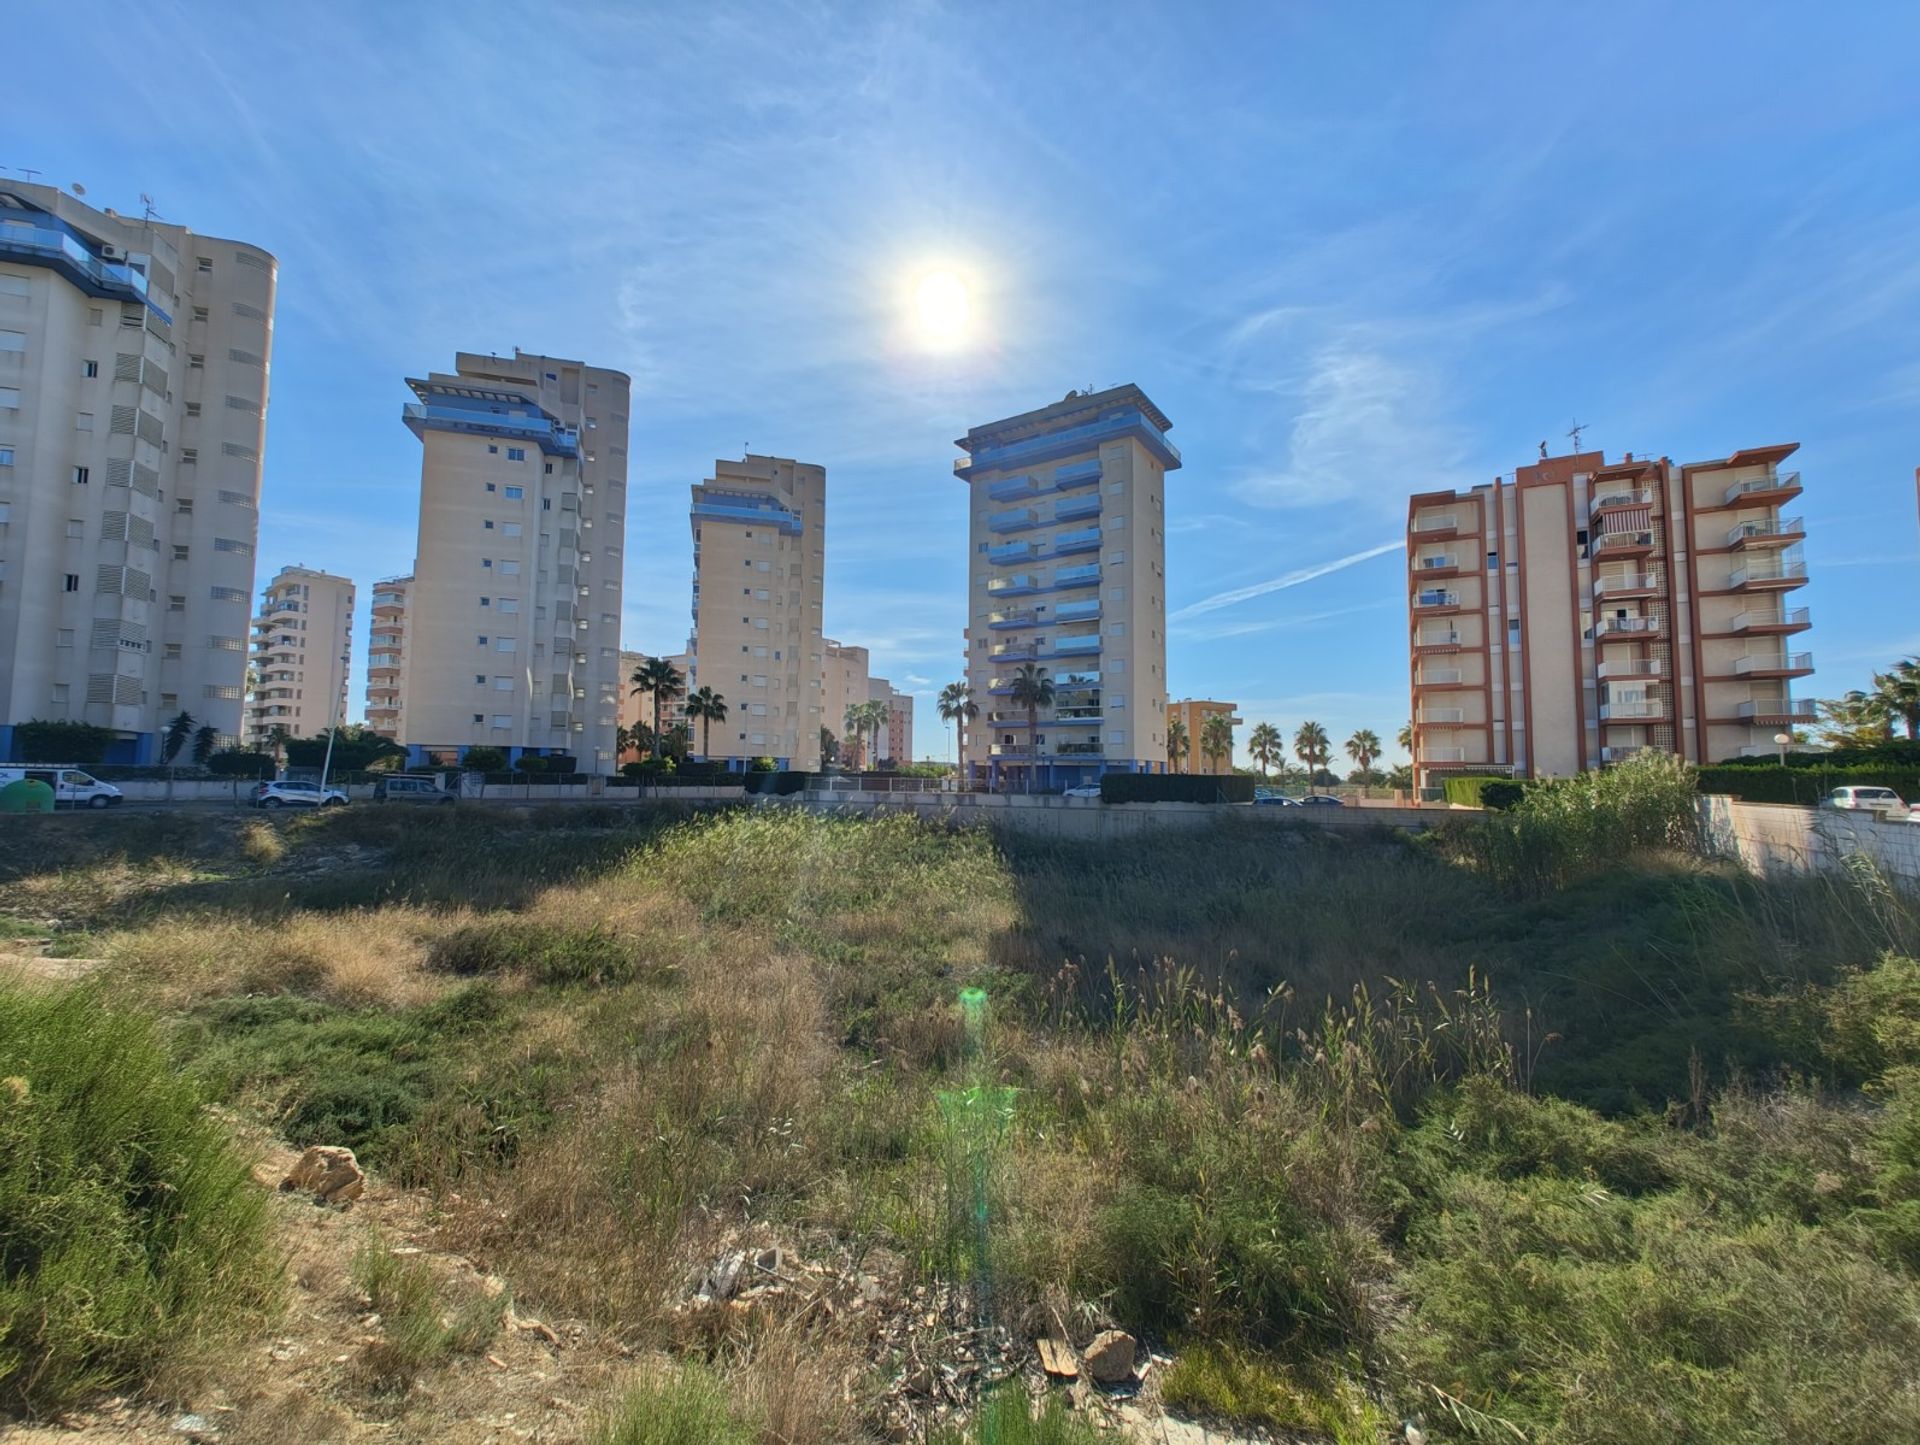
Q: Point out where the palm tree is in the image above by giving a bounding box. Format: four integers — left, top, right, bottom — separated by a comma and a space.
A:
192, 724, 219, 768
1293, 721, 1331, 785
684, 687, 728, 759
266, 724, 291, 771
938, 681, 977, 768
1873, 657, 1920, 740
160, 710, 196, 766
844, 702, 869, 770
1008, 664, 1054, 792
1248, 721, 1282, 780
1166, 717, 1189, 774
1345, 728, 1382, 786
1397, 720, 1414, 755
820, 725, 838, 767
1815, 690, 1894, 750
1200, 713, 1234, 774
629, 657, 686, 760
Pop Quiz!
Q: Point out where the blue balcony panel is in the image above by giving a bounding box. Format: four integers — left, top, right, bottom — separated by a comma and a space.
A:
987, 572, 1039, 596
0, 218, 172, 324
988, 540, 1035, 564
1051, 526, 1103, 556
1048, 564, 1102, 590
987, 611, 1036, 630
403, 382, 581, 457
989, 507, 1040, 534
691, 496, 804, 535
1054, 495, 1102, 523
988, 474, 1041, 502
1054, 600, 1101, 623
1053, 459, 1103, 488
955, 406, 1181, 480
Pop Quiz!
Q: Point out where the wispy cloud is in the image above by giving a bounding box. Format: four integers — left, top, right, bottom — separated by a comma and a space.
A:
1171, 540, 1402, 621
1173, 598, 1397, 643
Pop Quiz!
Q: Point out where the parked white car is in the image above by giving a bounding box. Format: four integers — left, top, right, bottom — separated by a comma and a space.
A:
1827, 786, 1909, 818
1063, 784, 1103, 799
0, 766, 123, 809
252, 779, 349, 809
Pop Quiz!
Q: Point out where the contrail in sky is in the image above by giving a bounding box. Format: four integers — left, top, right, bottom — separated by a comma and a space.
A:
1169, 539, 1403, 620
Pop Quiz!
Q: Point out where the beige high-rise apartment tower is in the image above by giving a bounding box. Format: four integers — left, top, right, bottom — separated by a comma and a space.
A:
869, 678, 914, 765
821, 638, 869, 765
956, 385, 1180, 789
689, 456, 825, 770
0, 181, 274, 761
401, 351, 629, 771
365, 573, 411, 742
1407, 444, 1813, 787
246, 565, 353, 745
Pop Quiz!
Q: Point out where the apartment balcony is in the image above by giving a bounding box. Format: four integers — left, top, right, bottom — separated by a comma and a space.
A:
988, 507, 1041, 534
1413, 668, 1465, 689
988, 474, 1041, 503
1597, 656, 1663, 680
1420, 747, 1472, 765
1046, 457, 1099, 485
1593, 529, 1656, 558
1726, 516, 1805, 549
988, 743, 1037, 758
1411, 513, 1461, 540
1048, 563, 1102, 590
0, 219, 167, 319
1600, 745, 1658, 764
1053, 599, 1101, 623
1723, 472, 1802, 507
1736, 697, 1816, 725
1591, 487, 1654, 516
402, 398, 579, 458
1599, 701, 1665, 722
1052, 526, 1103, 555
1731, 605, 1811, 635
373, 601, 405, 618
1412, 589, 1462, 612
986, 540, 1035, 567
1732, 651, 1814, 679
1591, 615, 1665, 640
1726, 556, 1808, 590
1594, 572, 1659, 600
1414, 554, 1463, 577
988, 642, 1037, 661
1045, 636, 1102, 658
1053, 495, 1102, 524
987, 609, 1036, 630
1418, 706, 1467, 725
987, 573, 1039, 597
1054, 742, 1104, 757
1413, 629, 1463, 652
1039, 711, 1104, 726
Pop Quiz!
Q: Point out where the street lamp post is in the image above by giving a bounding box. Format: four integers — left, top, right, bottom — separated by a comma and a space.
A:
1773, 731, 1791, 766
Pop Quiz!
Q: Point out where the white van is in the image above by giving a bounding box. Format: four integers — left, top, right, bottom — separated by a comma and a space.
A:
0, 766, 125, 809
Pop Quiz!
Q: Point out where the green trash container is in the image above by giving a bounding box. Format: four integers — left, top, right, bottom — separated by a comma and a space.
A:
0, 778, 56, 814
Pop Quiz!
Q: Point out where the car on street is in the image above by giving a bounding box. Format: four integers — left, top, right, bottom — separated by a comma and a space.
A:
0, 766, 122, 808
252, 779, 349, 809
1298, 794, 1346, 807
1828, 786, 1909, 817
374, 775, 456, 804
1253, 793, 1298, 806
1063, 784, 1103, 799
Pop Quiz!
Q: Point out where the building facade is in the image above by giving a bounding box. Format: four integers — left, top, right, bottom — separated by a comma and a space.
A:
246, 565, 353, 745
956, 385, 1179, 789
401, 351, 629, 770
365, 573, 411, 742
1168, 698, 1242, 773
866, 677, 914, 766
616, 646, 691, 761
689, 455, 825, 770
0, 182, 274, 761
1408, 444, 1813, 787
822, 638, 869, 765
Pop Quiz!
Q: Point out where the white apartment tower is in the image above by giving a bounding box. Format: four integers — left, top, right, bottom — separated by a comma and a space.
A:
689, 455, 826, 770
401, 351, 630, 770
956, 385, 1179, 789
0, 181, 274, 762
246, 565, 353, 745
364, 573, 411, 742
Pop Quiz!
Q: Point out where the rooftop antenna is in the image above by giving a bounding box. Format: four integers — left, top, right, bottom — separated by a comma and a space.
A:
1567, 419, 1587, 451
139, 192, 162, 223
14, 166, 43, 183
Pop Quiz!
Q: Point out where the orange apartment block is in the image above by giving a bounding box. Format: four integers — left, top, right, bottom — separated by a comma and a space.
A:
1408, 443, 1812, 788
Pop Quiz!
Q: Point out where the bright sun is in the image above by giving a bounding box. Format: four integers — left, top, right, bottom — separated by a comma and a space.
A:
911, 269, 971, 349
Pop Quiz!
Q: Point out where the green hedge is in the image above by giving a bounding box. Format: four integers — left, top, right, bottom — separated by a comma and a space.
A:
1443, 775, 1516, 807
1696, 765, 1920, 806
607, 773, 746, 790
1100, 773, 1255, 804
744, 770, 810, 796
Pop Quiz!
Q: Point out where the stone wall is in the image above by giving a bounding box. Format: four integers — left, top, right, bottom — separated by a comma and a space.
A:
1700, 795, 1920, 886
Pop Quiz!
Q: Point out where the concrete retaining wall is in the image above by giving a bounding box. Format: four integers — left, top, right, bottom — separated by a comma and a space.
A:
1701, 795, 1920, 886
783, 790, 1436, 839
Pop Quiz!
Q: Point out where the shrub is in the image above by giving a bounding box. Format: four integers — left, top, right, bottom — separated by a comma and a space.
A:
513, 755, 549, 775
1696, 764, 1920, 805
0, 985, 277, 1412
744, 769, 809, 795
1480, 779, 1526, 810
1100, 772, 1255, 804
748, 756, 778, 773
428, 921, 635, 985
927, 1388, 1103, 1445
348, 1231, 504, 1391
9, 718, 114, 765
461, 747, 507, 774
589, 1360, 755, 1445
206, 749, 276, 779
1442, 774, 1513, 807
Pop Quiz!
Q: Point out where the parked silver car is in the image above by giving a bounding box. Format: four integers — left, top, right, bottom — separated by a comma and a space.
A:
252, 779, 348, 809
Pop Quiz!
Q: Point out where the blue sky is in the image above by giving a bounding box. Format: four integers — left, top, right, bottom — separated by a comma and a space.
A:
14, 1, 1919, 764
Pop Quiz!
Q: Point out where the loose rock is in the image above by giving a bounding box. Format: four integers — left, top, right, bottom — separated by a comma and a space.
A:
1084, 1328, 1138, 1384
279, 1145, 365, 1206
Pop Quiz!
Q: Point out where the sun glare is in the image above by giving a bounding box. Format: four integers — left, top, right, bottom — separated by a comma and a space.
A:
911, 268, 972, 350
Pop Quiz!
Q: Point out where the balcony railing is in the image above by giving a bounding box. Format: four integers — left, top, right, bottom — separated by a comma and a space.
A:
1050, 563, 1101, 589
988, 540, 1035, 565
1053, 599, 1101, 623
1415, 629, 1462, 648
987, 573, 1039, 595
1724, 472, 1801, 505
1599, 701, 1663, 720
1727, 557, 1808, 588
1591, 487, 1653, 513
1731, 605, 1811, 633
1413, 590, 1460, 609
1419, 707, 1466, 724
1597, 657, 1663, 679
1055, 742, 1104, 756
1422, 747, 1470, 763
1052, 526, 1103, 554
1053, 459, 1103, 488
1600, 745, 1656, 763
1593, 573, 1657, 598
1054, 495, 1102, 523
1594, 529, 1656, 554
1591, 615, 1663, 638
1416, 668, 1464, 686
1726, 516, 1805, 547
1047, 636, 1101, 656
989, 642, 1036, 660
1412, 513, 1458, 534
987, 474, 1040, 502
1737, 698, 1816, 721
1733, 651, 1814, 676
1417, 554, 1459, 571
988, 507, 1038, 533
987, 610, 1035, 629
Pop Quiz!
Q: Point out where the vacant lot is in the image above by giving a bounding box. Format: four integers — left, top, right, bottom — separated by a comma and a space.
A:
3, 800, 1919, 1443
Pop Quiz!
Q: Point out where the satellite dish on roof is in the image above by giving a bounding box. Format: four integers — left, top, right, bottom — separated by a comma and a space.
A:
71, 182, 86, 196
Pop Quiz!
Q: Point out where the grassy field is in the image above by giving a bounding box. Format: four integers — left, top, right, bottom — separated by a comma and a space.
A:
3, 788, 1919, 1442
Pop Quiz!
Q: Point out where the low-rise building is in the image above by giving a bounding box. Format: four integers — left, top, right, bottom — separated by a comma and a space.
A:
1168, 698, 1242, 773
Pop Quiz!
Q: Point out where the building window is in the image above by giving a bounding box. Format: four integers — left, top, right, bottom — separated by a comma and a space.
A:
188, 354, 204, 369
0, 447, 11, 467
493, 677, 513, 691
487, 444, 498, 454
169, 595, 187, 612
479, 597, 490, 607
66, 519, 84, 540
82, 359, 99, 378
498, 598, 518, 614
56, 629, 73, 648
506, 447, 526, 461
481, 558, 493, 569
502, 522, 521, 537
0, 387, 20, 409
491, 714, 512, 729
505, 485, 524, 500
495, 637, 516, 652
63, 574, 79, 592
